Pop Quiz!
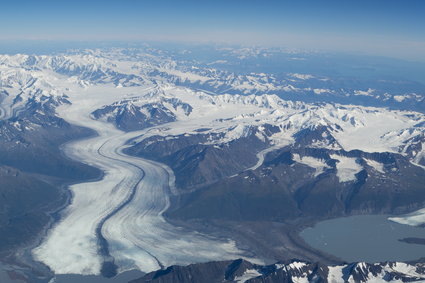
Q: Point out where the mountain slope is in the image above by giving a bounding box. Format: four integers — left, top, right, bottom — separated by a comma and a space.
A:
130, 258, 425, 283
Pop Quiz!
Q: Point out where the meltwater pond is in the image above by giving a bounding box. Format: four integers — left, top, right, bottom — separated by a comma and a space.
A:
300, 215, 425, 263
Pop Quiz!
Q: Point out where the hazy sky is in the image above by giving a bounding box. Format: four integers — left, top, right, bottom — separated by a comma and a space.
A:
1, 0, 424, 60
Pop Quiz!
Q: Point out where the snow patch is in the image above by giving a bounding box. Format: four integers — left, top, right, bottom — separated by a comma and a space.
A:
292, 154, 330, 177
313, 88, 331, 95
159, 68, 210, 83
330, 154, 363, 182
234, 269, 262, 282
389, 208, 425, 227
394, 95, 407, 102
289, 73, 314, 80
327, 266, 344, 283
364, 158, 385, 174
354, 88, 375, 97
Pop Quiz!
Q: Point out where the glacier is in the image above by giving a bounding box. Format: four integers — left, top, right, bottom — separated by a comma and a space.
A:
32, 84, 249, 275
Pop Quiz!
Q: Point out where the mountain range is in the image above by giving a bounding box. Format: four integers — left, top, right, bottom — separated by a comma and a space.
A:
0, 46, 424, 282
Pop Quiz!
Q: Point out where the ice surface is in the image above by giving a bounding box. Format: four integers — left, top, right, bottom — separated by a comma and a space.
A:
327, 266, 344, 283
364, 158, 385, 174
293, 154, 330, 177
234, 269, 262, 282
289, 73, 314, 80
389, 208, 425, 227
31, 82, 261, 275
330, 154, 363, 182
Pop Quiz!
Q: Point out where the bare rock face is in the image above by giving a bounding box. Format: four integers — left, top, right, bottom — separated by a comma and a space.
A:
126, 126, 270, 190
165, 141, 425, 222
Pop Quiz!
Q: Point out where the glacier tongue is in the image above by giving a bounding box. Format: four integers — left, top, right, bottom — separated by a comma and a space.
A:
330, 154, 363, 183
32, 84, 248, 275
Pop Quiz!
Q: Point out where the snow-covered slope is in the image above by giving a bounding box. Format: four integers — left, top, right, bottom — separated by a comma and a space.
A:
132, 258, 425, 283
108, 87, 424, 168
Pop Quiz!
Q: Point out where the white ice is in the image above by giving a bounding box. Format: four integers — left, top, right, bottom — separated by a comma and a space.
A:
292, 154, 330, 177
364, 158, 385, 174
330, 154, 363, 182
389, 208, 425, 227
32, 83, 250, 275
234, 269, 262, 282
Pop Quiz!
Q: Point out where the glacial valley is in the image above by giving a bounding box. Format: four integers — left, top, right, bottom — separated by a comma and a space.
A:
0, 46, 424, 282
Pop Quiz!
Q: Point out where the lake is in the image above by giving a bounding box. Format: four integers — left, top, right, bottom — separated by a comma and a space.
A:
300, 215, 425, 263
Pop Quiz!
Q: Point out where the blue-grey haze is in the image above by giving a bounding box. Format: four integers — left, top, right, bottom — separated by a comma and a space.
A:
1, 0, 424, 61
